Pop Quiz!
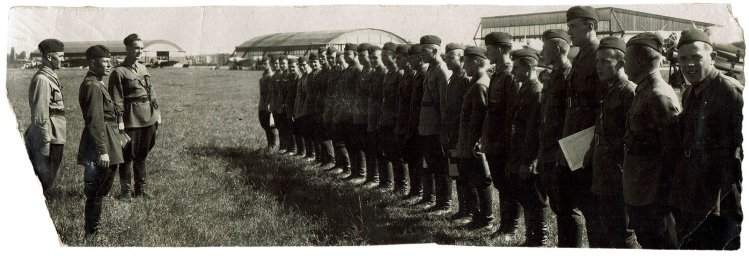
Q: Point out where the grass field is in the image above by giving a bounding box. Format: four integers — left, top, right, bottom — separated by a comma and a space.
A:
6, 68, 576, 247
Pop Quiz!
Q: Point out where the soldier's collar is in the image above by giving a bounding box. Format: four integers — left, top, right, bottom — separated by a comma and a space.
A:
494, 63, 511, 75
86, 70, 104, 80
695, 67, 720, 89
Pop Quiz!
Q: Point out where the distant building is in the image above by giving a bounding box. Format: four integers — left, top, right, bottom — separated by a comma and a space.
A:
30, 39, 187, 67
233, 28, 409, 59
189, 53, 232, 65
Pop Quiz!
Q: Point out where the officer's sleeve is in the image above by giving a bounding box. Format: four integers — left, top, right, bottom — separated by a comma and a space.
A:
108, 69, 125, 120
725, 82, 743, 154
80, 82, 107, 155
522, 84, 543, 165
470, 84, 488, 145
29, 76, 51, 143
438, 67, 450, 122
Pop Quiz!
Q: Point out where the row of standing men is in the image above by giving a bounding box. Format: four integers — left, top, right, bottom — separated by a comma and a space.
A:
256, 6, 742, 249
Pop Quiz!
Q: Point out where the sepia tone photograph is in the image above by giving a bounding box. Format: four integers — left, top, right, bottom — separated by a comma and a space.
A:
0, 0, 746, 254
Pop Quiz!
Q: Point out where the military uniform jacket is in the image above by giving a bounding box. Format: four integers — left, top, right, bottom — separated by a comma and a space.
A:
367, 65, 387, 131
408, 68, 427, 136
456, 73, 489, 158
312, 67, 330, 116
378, 66, 402, 129
394, 68, 415, 135
269, 71, 284, 113
294, 71, 310, 118
323, 67, 342, 123
670, 68, 743, 215
78, 72, 124, 165
258, 70, 273, 112
443, 70, 471, 149
109, 61, 160, 129
558, 42, 601, 167
590, 75, 636, 196
481, 64, 512, 156
419, 61, 450, 137
26, 66, 66, 146
505, 78, 543, 173
333, 64, 362, 123
354, 66, 374, 124
284, 71, 301, 116
538, 63, 570, 163
622, 73, 681, 206
275, 70, 289, 114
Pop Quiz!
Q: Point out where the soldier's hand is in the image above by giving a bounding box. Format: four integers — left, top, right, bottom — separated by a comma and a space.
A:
118, 122, 125, 131
41, 143, 50, 156
472, 142, 482, 158
98, 154, 110, 167
157, 115, 162, 125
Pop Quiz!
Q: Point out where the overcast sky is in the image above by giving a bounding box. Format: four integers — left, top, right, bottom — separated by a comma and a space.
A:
6, 3, 744, 55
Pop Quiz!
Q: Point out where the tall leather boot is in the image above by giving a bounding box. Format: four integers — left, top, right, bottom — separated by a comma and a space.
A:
521, 208, 549, 247
118, 161, 133, 199
133, 160, 152, 199
84, 198, 103, 237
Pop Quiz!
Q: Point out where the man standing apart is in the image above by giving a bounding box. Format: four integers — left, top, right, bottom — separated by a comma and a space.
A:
669, 29, 743, 250
78, 45, 122, 237
25, 38, 66, 195
109, 33, 161, 199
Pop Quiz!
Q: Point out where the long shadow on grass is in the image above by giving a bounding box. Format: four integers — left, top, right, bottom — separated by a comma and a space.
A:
189, 145, 436, 245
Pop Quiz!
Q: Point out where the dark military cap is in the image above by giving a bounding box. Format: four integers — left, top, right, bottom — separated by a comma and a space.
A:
262, 56, 273, 62
344, 43, 358, 51
566, 6, 598, 22
484, 32, 512, 46
464, 46, 487, 59
278, 55, 288, 61
38, 39, 64, 53
123, 33, 142, 46
627, 32, 664, 52
420, 35, 442, 46
327, 46, 339, 54
598, 36, 626, 53
396, 44, 410, 55
317, 46, 327, 55
368, 45, 382, 54
308, 53, 319, 61
445, 43, 465, 52
357, 43, 372, 52
677, 29, 712, 48
511, 48, 540, 61
297, 56, 308, 63
409, 44, 422, 55
85, 45, 111, 59
383, 42, 397, 52
542, 29, 571, 43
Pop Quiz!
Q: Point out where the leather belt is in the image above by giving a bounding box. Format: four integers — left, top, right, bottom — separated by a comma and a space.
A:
125, 96, 150, 104
49, 108, 65, 116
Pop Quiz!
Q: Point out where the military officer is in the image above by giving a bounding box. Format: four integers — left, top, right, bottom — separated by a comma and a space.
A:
109, 33, 161, 199
669, 29, 743, 250
505, 48, 547, 246
258, 56, 278, 150
353, 43, 378, 183
294, 56, 314, 160
367, 45, 389, 188
326, 47, 351, 173
335, 43, 364, 179
456, 46, 491, 230
537, 29, 571, 233
285, 58, 304, 157
78, 45, 122, 237
553, 6, 605, 247
585, 37, 640, 248
394, 44, 419, 198
481, 31, 520, 236
312, 48, 335, 168
25, 38, 66, 195
377, 43, 404, 191
410, 44, 430, 204
622, 32, 680, 249
442, 43, 472, 218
